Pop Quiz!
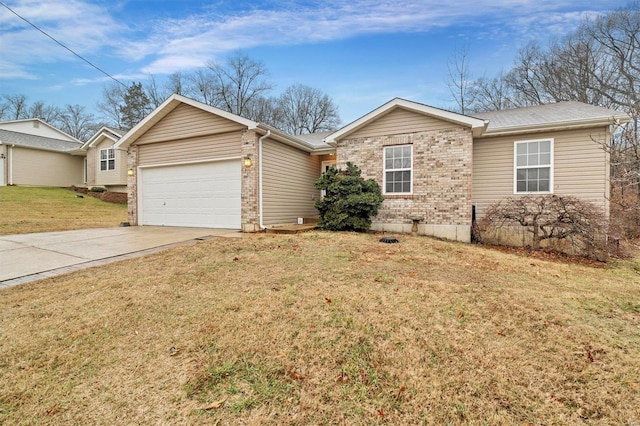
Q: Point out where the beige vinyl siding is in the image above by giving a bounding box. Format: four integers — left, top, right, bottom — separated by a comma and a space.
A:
473, 127, 609, 218
349, 108, 461, 139
94, 139, 127, 186
138, 131, 242, 166
262, 139, 322, 225
135, 103, 244, 145
11, 147, 84, 186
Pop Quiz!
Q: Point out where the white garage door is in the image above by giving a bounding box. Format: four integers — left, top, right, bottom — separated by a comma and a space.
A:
140, 160, 241, 229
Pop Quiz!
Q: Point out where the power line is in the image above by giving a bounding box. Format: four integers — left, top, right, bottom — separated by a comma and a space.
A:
0, 1, 128, 88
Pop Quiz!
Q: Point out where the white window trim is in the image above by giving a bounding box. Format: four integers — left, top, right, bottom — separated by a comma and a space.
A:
513, 138, 554, 194
100, 147, 116, 171
383, 144, 413, 195
320, 160, 336, 198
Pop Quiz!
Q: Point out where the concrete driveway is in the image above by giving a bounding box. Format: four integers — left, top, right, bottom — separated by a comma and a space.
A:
0, 226, 240, 287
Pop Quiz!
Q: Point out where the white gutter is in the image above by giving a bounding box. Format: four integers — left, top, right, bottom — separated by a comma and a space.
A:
258, 130, 271, 230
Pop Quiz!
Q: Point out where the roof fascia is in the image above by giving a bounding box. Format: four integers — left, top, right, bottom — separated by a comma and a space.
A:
80, 127, 120, 149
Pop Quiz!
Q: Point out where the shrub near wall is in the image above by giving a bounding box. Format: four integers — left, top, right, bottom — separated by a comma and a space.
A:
315, 162, 384, 232
477, 195, 609, 259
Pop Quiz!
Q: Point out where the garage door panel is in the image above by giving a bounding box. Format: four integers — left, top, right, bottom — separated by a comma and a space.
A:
140, 160, 241, 229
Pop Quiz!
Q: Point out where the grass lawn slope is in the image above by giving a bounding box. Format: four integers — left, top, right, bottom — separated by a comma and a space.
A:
0, 187, 127, 235
0, 232, 639, 424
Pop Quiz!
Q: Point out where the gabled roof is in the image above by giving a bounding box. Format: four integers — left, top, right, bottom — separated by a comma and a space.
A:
0, 118, 80, 143
0, 129, 83, 153
116, 94, 259, 150
81, 126, 125, 150
115, 94, 323, 153
473, 101, 630, 136
324, 98, 489, 143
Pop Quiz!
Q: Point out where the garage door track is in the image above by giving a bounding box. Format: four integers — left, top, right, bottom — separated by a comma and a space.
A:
0, 226, 239, 287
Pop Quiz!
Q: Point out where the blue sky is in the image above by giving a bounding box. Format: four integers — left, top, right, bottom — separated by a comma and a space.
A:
0, 0, 625, 125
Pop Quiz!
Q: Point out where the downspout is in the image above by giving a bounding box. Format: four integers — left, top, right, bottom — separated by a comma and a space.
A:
8, 144, 14, 185
258, 130, 271, 230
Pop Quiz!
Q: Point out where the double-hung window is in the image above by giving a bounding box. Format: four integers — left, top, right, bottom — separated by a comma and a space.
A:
514, 139, 552, 193
384, 145, 412, 194
100, 148, 115, 171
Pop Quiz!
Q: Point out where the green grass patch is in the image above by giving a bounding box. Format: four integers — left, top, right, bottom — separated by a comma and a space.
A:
0, 186, 127, 234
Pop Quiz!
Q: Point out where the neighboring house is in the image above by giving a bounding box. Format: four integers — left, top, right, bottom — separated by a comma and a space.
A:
80, 127, 127, 193
0, 119, 85, 187
116, 94, 628, 241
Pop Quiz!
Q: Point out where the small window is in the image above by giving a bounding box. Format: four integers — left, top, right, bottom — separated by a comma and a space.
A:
100, 148, 115, 171
514, 139, 552, 193
384, 145, 412, 194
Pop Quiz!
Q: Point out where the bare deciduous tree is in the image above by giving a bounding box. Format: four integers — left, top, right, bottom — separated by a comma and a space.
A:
2, 94, 29, 120
58, 104, 98, 141
28, 101, 61, 123
97, 82, 127, 129
276, 84, 341, 135
447, 43, 475, 114
206, 52, 273, 116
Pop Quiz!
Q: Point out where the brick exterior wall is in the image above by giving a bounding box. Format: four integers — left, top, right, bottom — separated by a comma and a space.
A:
126, 145, 138, 225
241, 129, 260, 232
336, 127, 473, 241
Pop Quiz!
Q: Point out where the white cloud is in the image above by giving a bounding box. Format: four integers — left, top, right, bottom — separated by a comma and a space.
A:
0, 0, 618, 81
0, 0, 126, 77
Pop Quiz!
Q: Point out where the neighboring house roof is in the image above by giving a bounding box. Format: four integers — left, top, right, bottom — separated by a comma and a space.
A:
0, 129, 83, 153
473, 101, 630, 136
324, 98, 489, 144
0, 118, 81, 143
115, 94, 323, 153
81, 126, 125, 150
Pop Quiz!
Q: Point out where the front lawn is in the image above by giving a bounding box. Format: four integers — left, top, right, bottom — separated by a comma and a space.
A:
0, 186, 127, 235
0, 232, 638, 424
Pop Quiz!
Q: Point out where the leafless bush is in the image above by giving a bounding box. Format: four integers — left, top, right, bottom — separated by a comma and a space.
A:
477, 195, 609, 259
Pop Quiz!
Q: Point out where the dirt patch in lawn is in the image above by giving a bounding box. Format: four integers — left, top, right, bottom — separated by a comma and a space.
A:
0, 231, 639, 425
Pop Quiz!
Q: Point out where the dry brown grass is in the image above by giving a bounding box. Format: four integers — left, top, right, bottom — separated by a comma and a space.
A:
1, 231, 639, 425
0, 186, 127, 235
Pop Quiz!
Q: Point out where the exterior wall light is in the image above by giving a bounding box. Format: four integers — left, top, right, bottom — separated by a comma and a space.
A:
0, 153, 5, 159
243, 155, 253, 169
127, 168, 135, 176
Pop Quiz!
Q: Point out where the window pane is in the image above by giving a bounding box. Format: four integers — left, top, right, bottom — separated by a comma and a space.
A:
540, 140, 551, 153
517, 169, 526, 180
402, 181, 410, 192
402, 146, 411, 157
402, 171, 410, 181
539, 180, 550, 192
528, 142, 539, 154
386, 182, 393, 193
527, 179, 538, 192
540, 153, 550, 165
517, 154, 527, 167
385, 159, 393, 169
539, 168, 550, 179
516, 143, 527, 155
108, 160, 115, 170
402, 157, 411, 168
100, 161, 106, 171
100, 150, 107, 160
528, 153, 538, 166
517, 180, 526, 192
392, 159, 401, 168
